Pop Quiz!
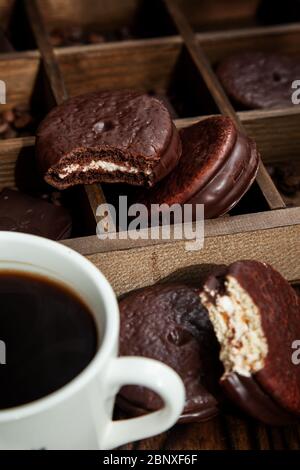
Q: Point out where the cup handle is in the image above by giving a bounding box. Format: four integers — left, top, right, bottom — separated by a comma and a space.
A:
99, 356, 185, 449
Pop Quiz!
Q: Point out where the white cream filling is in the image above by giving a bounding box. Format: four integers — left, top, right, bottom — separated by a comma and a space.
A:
58, 159, 150, 179
201, 276, 268, 377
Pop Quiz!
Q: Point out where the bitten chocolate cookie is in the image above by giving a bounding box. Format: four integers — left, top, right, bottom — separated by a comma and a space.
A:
141, 116, 259, 219
257, 0, 300, 24
36, 90, 182, 190
118, 284, 223, 423
201, 260, 300, 425
0, 188, 72, 240
217, 52, 300, 109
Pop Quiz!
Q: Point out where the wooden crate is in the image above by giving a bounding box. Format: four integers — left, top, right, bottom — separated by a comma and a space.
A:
0, 0, 299, 450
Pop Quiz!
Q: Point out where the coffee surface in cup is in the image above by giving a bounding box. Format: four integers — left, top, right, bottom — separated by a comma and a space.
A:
0, 271, 98, 409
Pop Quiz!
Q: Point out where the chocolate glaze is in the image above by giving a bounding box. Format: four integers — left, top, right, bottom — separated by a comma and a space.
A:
118, 284, 223, 423
221, 372, 296, 426
36, 90, 182, 189
141, 116, 259, 219
0, 188, 72, 240
217, 51, 300, 109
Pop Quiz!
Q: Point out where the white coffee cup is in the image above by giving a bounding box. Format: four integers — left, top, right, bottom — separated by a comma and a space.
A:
0, 232, 185, 450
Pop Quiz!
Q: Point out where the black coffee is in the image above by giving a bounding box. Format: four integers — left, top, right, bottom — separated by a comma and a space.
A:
0, 271, 98, 409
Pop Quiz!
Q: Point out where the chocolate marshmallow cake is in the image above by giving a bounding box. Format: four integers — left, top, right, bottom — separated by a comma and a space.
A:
36, 90, 182, 190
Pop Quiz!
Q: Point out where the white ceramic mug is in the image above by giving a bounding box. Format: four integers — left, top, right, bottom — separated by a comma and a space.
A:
0, 232, 185, 450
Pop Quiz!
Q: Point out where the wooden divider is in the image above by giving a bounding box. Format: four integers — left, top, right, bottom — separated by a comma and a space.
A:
163, 0, 285, 211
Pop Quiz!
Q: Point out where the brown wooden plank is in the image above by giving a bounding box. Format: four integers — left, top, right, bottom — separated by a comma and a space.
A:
25, 0, 107, 221
25, 0, 68, 104
61, 206, 300, 258
53, 37, 300, 165
0, 52, 40, 110
163, 0, 285, 211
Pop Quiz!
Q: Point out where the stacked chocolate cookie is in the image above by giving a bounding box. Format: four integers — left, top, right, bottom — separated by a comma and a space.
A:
118, 261, 300, 425
36, 90, 260, 218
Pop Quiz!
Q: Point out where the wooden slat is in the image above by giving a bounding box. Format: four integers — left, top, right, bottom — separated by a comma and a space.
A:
163, 0, 285, 211
25, 0, 107, 220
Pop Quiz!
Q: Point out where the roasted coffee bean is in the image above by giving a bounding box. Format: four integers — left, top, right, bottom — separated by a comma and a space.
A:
2, 109, 15, 123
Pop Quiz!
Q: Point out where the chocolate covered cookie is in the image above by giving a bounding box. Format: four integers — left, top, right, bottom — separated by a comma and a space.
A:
141, 116, 259, 219
217, 51, 300, 109
36, 90, 182, 190
0, 188, 72, 240
118, 284, 223, 423
201, 260, 300, 424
